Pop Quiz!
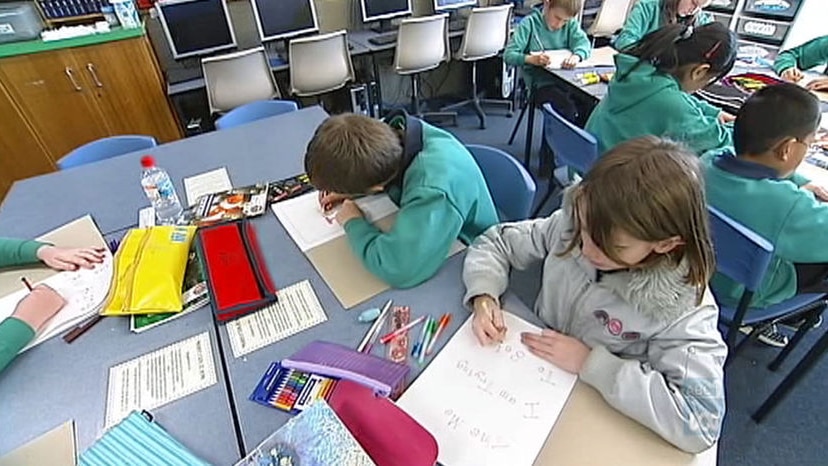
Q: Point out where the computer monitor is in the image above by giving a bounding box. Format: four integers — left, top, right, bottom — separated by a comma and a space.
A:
156, 0, 236, 60
361, 0, 412, 24
434, 0, 476, 12
251, 0, 319, 43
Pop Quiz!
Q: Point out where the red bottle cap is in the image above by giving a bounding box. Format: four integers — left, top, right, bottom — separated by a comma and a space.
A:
140, 155, 155, 168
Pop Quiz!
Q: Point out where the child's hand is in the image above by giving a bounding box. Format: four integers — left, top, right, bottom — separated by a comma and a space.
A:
12, 285, 66, 332
36, 245, 106, 271
526, 53, 550, 68
520, 329, 590, 374
561, 54, 581, 69
717, 112, 736, 124
803, 183, 828, 202
319, 191, 349, 212
781, 67, 803, 83
335, 200, 364, 225
471, 295, 506, 345
806, 77, 828, 92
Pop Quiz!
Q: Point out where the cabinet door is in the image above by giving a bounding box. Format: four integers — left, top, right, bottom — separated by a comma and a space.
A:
0, 81, 54, 200
0, 50, 110, 161
72, 37, 182, 143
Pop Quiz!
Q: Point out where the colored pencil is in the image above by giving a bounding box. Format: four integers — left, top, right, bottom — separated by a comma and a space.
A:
379, 315, 426, 344
21, 277, 33, 292
62, 314, 103, 344
418, 317, 436, 364
425, 314, 452, 356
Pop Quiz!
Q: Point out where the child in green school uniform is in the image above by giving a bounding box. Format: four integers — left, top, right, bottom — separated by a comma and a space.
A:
615, 0, 713, 51
586, 23, 737, 156
0, 239, 105, 373
703, 84, 826, 348
774, 35, 828, 91
504, 0, 592, 125
304, 111, 498, 289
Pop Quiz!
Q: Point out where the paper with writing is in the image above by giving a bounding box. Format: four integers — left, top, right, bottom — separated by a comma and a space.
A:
104, 332, 217, 428
541, 46, 617, 70
396, 312, 577, 466
183, 167, 233, 206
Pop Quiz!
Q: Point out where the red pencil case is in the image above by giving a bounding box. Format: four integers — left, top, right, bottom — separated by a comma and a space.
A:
196, 219, 277, 322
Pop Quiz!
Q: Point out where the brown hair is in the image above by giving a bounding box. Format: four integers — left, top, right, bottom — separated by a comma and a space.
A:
561, 136, 714, 298
304, 113, 403, 194
660, 0, 708, 26
544, 0, 583, 17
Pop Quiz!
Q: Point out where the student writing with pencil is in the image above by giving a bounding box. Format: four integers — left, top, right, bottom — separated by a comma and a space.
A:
0, 238, 105, 374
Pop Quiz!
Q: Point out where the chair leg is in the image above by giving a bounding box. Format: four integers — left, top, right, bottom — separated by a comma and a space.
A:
725, 322, 768, 368
469, 62, 486, 130
523, 100, 536, 168
752, 328, 828, 423
411, 74, 421, 116
508, 104, 527, 145
769, 303, 827, 371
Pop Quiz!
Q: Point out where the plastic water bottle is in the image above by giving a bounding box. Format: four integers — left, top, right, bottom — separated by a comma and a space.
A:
140, 155, 182, 225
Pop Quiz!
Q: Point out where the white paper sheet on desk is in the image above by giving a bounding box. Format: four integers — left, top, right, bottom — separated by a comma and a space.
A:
0, 251, 113, 352
542, 46, 617, 70
396, 312, 577, 466
271, 192, 398, 252
183, 167, 233, 206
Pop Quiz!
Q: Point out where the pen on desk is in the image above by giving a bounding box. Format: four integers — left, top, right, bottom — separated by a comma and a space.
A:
21, 277, 33, 292
357, 299, 393, 353
418, 317, 436, 364
425, 314, 452, 356
379, 315, 426, 344
411, 315, 430, 356
63, 314, 104, 344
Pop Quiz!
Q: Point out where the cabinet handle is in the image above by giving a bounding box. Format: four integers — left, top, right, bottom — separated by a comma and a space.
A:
64, 67, 82, 91
86, 63, 104, 88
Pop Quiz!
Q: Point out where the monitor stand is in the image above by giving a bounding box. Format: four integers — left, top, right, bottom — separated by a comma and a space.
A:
447, 9, 467, 32
178, 57, 201, 69
370, 19, 397, 34
265, 39, 290, 64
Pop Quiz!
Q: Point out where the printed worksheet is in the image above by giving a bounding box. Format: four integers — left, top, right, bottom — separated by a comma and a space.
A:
226, 280, 328, 357
271, 192, 398, 252
104, 332, 217, 428
183, 167, 232, 206
396, 312, 577, 466
541, 46, 617, 70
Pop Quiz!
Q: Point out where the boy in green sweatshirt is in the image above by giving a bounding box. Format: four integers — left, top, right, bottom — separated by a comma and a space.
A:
615, 0, 713, 51
0, 239, 105, 373
586, 23, 736, 156
774, 35, 828, 91
703, 84, 826, 347
304, 112, 498, 289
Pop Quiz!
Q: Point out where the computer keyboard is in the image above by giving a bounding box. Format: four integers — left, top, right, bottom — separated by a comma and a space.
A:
368, 33, 397, 46
166, 66, 202, 85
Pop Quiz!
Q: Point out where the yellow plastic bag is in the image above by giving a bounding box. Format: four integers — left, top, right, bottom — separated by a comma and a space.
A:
102, 226, 196, 315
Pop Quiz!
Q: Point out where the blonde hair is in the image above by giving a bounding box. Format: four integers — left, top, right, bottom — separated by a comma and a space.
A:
545, 0, 583, 16
561, 136, 714, 299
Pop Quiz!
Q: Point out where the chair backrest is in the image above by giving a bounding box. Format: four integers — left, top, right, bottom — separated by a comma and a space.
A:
540, 103, 598, 175
201, 47, 280, 114
708, 205, 774, 293
289, 30, 355, 97
58, 135, 157, 170
588, 0, 635, 37
466, 144, 536, 222
394, 14, 449, 75
457, 5, 513, 61
215, 100, 299, 130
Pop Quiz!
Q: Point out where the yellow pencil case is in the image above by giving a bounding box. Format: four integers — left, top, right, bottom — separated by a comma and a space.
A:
102, 226, 196, 316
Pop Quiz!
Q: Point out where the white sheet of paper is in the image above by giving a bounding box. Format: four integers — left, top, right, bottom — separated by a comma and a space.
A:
542, 46, 617, 70
0, 251, 113, 352
138, 206, 156, 228
105, 332, 217, 428
226, 280, 328, 357
183, 167, 232, 206
397, 312, 577, 466
271, 192, 398, 252
822, 112, 828, 131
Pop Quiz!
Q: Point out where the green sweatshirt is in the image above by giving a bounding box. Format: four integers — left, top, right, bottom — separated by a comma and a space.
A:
585, 53, 732, 156
702, 151, 828, 308
343, 119, 498, 289
503, 10, 591, 91
773, 35, 828, 75
0, 238, 46, 374
614, 0, 713, 51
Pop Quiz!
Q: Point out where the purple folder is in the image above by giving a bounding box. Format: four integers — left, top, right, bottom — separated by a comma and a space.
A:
281, 341, 410, 398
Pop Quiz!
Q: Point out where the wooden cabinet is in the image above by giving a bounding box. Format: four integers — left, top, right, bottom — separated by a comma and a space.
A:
0, 33, 182, 200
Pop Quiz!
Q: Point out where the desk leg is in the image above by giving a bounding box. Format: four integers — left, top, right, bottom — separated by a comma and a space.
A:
752, 328, 828, 422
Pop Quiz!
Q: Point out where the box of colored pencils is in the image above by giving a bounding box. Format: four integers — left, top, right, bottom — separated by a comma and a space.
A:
249, 362, 338, 414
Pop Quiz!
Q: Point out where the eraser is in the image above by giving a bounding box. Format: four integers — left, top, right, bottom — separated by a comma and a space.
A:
358, 307, 381, 323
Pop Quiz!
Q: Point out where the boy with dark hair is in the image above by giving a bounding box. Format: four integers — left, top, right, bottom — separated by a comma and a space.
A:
703, 83, 826, 347
304, 112, 498, 289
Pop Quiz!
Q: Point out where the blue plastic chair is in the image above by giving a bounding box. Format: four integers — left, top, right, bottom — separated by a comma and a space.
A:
215, 100, 299, 130
707, 206, 827, 365
533, 103, 599, 217
58, 135, 158, 170
466, 144, 536, 222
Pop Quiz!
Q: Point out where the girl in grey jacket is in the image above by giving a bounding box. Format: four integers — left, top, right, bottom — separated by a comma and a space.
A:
463, 136, 727, 453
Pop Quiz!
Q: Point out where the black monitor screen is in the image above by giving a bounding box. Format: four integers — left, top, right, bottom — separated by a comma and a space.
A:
363, 0, 411, 21
158, 0, 235, 59
253, 0, 318, 42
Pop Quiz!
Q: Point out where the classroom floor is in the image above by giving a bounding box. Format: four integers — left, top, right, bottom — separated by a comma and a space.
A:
445, 110, 827, 466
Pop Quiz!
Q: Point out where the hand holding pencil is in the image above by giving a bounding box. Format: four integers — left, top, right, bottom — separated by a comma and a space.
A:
12, 281, 66, 332
471, 294, 507, 346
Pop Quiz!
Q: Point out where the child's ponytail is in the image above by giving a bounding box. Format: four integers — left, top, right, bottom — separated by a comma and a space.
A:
619, 23, 737, 83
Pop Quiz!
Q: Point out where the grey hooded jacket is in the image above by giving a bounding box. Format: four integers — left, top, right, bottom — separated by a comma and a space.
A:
462, 188, 727, 453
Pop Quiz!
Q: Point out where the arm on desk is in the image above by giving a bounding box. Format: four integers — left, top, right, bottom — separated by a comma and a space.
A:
0, 317, 35, 374
666, 93, 733, 154
613, 0, 652, 51
565, 19, 591, 60
0, 238, 47, 268
504, 19, 533, 67
774, 36, 828, 76
580, 301, 727, 453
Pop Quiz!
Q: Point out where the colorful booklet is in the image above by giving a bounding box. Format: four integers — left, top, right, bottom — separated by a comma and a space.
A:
268, 173, 314, 204
130, 247, 209, 333
190, 184, 269, 226
235, 399, 375, 466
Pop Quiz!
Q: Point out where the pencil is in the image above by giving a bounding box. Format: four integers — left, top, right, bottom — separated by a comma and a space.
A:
63, 314, 103, 344
21, 277, 33, 292
425, 314, 452, 356
357, 299, 392, 352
